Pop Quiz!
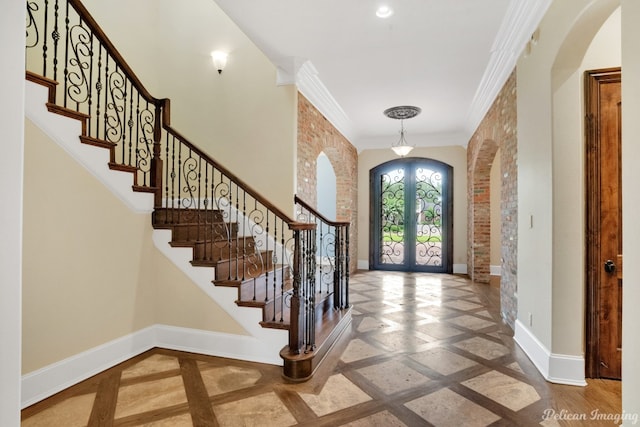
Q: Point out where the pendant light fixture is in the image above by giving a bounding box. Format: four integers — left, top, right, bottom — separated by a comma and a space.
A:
384, 106, 421, 156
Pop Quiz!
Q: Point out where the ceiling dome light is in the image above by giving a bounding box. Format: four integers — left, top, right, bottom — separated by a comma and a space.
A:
376, 5, 394, 18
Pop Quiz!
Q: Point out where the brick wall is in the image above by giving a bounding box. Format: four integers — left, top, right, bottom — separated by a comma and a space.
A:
297, 94, 358, 273
467, 71, 518, 327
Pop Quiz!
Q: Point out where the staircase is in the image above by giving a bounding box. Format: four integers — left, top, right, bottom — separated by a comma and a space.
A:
151, 206, 293, 330
24, 0, 351, 382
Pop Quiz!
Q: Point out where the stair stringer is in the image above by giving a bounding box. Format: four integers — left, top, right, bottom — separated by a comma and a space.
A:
152, 229, 288, 360
24, 78, 288, 366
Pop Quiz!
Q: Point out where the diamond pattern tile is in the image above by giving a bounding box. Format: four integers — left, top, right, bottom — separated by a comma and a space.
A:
357, 359, 431, 395
405, 388, 501, 426
462, 370, 541, 411
298, 374, 371, 416
453, 336, 511, 360
214, 391, 297, 426
22, 271, 621, 426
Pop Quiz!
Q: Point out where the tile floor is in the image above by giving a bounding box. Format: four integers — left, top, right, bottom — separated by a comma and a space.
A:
21, 271, 622, 426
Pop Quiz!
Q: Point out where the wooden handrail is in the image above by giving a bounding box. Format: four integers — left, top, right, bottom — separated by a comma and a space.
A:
294, 195, 349, 227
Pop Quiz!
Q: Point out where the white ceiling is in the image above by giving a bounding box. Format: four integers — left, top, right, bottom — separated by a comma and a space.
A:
212, 0, 550, 151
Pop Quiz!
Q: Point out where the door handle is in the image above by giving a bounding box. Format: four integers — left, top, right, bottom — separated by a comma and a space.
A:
604, 259, 616, 274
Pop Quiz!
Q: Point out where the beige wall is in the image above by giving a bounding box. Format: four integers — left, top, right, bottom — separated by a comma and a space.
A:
551, 6, 620, 356
82, 0, 298, 214
518, 0, 640, 414
516, 0, 619, 352
22, 119, 245, 373
357, 146, 467, 270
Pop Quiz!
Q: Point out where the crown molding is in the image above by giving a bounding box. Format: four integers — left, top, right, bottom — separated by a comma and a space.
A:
294, 61, 355, 143
465, 0, 552, 140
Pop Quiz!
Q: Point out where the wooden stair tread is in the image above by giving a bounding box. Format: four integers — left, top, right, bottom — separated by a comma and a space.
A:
212, 265, 289, 285
132, 185, 158, 193
80, 135, 117, 149
109, 162, 137, 173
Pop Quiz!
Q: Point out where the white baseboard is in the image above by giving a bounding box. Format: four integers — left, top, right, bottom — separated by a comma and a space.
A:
514, 319, 586, 386
21, 324, 285, 409
21, 327, 156, 409
154, 324, 283, 366
357, 259, 369, 270
453, 264, 468, 274
490, 265, 501, 276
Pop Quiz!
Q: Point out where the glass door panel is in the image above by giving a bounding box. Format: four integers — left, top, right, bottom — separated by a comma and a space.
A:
371, 158, 452, 273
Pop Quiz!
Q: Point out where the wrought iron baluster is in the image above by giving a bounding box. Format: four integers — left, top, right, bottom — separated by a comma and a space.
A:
87, 30, 94, 134
203, 162, 210, 262
52, 0, 60, 82
94, 45, 102, 138
264, 208, 270, 304
43, 0, 49, 76
134, 94, 141, 181
25, 1, 44, 73
197, 154, 202, 242
235, 185, 241, 281
127, 83, 134, 167
62, 0, 69, 107
26, 1, 40, 49
178, 142, 184, 211
102, 55, 109, 140
120, 78, 128, 165
165, 134, 172, 214
226, 179, 233, 280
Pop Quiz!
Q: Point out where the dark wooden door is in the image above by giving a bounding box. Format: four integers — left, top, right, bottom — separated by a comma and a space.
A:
586, 68, 622, 380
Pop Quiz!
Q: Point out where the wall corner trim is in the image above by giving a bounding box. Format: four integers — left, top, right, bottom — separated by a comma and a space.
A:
514, 319, 587, 387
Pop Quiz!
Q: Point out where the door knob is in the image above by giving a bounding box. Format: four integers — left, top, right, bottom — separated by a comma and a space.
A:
604, 260, 616, 274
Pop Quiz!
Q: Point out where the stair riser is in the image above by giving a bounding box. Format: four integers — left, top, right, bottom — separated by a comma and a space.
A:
153, 208, 224, 224
193, 237, 256, 263
237, 269, 292, 302
263, 293, 290, 324
215, 251, 273, 281
172, 223, 237, 242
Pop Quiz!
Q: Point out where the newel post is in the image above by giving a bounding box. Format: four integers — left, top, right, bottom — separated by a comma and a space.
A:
151, 101, 164, 208
288, 222, 316, 355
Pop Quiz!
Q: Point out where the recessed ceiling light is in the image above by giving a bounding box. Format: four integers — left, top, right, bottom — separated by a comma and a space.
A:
376, 5, 394, 18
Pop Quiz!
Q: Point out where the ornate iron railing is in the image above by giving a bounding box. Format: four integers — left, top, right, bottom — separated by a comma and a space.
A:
295, 196, 350, 311
24, 0, 321, 357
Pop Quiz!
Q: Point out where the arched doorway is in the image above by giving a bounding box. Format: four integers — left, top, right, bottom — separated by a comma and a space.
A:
316, 152, 336, 220
370, 157, 453, 273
